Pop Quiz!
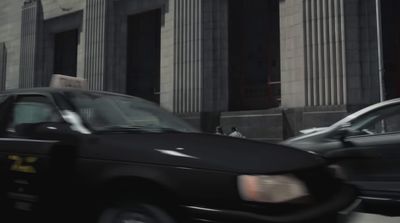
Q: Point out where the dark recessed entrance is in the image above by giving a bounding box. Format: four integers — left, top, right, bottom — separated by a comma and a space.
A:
53, 29, 78, 76
126, 9, 161, 104
382, 0, 400, 99
228, 0, 280, 111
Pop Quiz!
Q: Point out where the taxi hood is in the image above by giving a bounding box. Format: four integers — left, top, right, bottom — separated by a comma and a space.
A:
85, 133, 325, 174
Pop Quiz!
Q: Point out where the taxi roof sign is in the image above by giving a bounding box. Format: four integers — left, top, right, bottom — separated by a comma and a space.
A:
50, 74, 87, 89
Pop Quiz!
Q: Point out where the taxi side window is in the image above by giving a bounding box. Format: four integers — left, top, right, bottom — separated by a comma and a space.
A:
7, 96, 61, 134
0, 95, 5, 103
0, 95, 12, 136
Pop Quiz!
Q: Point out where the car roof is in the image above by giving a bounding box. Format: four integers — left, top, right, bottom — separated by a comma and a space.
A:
284, 98, 400, 142
370, 97, 400, 107
332, 97, 400, 126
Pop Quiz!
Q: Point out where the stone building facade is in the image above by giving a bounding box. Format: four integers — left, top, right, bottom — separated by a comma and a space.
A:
0, 0, 399, 141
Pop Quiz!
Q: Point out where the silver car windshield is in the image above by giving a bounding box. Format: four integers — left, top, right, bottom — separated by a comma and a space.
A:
330, 100, 400, 130
65, 91, 198, 133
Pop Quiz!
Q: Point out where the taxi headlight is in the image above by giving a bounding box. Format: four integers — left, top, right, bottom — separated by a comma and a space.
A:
238, 175, 309, 203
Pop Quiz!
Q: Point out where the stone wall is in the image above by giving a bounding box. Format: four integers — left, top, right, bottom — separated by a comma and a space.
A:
280, 0, 306, 108
0, 0, 23, 89
345, 0, 380, 106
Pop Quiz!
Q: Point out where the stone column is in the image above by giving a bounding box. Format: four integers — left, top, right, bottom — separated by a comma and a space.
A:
280, 0, 379, 108
173, 0, 203, 113
160, 0, 228, 113
303, 0, 347, 106
19, 0, 43, 88
83, 0, 113, 91
0, 42, 6, 91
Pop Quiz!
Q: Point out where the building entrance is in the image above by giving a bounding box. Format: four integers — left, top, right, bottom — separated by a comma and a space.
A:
228, 0, 280, 111
126, 9, 161, 104
53, 29, 78, 76
382, 0, 400, 99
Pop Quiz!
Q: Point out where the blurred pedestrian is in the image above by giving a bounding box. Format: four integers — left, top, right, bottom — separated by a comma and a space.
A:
229, 127, 245, 138
215, 126, 224, 135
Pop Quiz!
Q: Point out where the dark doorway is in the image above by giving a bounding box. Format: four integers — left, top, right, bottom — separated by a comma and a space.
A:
228, 0, 280, 111
126, 9, 161, 104
382, 0, 400, 99
54, 29, 78, 76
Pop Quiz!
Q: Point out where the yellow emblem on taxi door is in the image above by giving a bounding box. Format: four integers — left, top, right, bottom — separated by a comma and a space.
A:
8, 155, 38, 174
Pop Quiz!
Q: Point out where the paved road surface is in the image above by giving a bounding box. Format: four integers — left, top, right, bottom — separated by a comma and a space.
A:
349, 212, 400, 223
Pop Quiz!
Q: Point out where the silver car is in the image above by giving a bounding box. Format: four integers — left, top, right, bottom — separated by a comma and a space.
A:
283, 98, 400, 217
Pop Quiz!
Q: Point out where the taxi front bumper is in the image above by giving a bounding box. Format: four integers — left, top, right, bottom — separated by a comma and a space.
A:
184, 184, 359, 223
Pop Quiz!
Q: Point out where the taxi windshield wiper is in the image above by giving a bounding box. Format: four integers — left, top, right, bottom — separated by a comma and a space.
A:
95, 125, 182, 133
132, 124, 184, 133
149, 127, 183, 133
96, 125, 150, 133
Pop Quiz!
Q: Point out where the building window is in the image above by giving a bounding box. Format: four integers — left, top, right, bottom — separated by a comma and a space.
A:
228, 0, 280, 111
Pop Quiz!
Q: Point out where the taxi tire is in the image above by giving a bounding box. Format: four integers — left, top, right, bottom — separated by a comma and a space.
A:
97, 203, 176, 223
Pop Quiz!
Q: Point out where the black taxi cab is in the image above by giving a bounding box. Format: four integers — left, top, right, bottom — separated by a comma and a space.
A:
0, 76, 357, 223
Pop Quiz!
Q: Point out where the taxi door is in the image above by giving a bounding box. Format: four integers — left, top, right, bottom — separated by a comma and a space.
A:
0, 94, 65, 220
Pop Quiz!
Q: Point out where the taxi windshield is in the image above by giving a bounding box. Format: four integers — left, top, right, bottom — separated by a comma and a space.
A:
64, 91, 198, 133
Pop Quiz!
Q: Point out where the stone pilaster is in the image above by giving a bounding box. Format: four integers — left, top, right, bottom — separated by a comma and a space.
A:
19, 0, 44, 88
173, 0, 202, 113
281, 0, 380, 108
303, 0, 347, 106
160, 0, 228, 113
83, 0, 112, 91
0, 42, 6, 91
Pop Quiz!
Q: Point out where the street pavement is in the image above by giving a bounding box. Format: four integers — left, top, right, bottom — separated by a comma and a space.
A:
349, 212, 400, 223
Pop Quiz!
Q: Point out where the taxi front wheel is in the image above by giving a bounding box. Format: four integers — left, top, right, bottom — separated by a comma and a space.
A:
97, 203, 176, 223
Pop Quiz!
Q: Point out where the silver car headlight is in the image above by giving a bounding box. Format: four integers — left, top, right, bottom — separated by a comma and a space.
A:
329, 164, 347, 180
238, 174, 309, 203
